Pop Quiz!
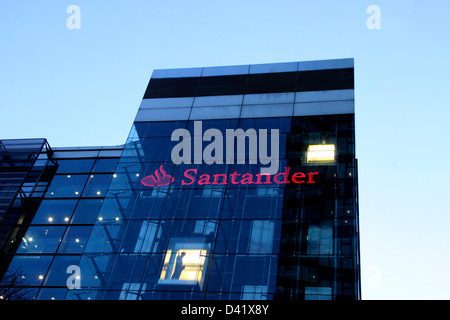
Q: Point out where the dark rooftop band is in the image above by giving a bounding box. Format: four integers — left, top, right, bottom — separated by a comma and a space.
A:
143, 68, 354, 99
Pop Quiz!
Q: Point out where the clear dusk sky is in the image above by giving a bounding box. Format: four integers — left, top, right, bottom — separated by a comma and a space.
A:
1, 1, 449, 300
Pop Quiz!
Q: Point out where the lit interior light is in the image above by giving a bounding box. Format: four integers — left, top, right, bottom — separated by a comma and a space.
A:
307, 144, 335, 163
113, 174, 117, 178
38, 275, 44, 280
67, 175, 71, 178
91, 175, 94, 178
160, 249, 207, 282
50, 192, 54, 195
27, 237, 33, 242
98, 217, 103, 221
75, 238, 80, 243
96, 191, 101, 195
136, 173, 140, 177
115, 217, 120, 221
64, 217, 70, 222
75, 191, 79, 195
48, 217, 53, 222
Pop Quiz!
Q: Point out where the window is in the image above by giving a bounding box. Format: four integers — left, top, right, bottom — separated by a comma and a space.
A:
160, 249, 207, 283
158, 237, 211, 288
305, 287, 332, 300
58, 226, 93, 253
119, 283, 148, 300
307, 225, 333, 255
242, 285, 268, 300
306, 144, 335, 163
17, 226, 66, 254
31, 200, 77, 224
45, 175, 88, 198
249, 221, 275, 254
82, 174, 113, 197
6, 255, 53, 286
55, 159, 95, 174
71, 199, 103, 224
134, 221, 159, 253
92, 158, 119, 173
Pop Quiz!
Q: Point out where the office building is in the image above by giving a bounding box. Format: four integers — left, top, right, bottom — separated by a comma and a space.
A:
0, 58, 360, 300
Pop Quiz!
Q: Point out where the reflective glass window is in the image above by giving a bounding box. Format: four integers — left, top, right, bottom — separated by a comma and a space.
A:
186, 119, 239, 133
239, 117, 292, 133
249, 220, 276, 254
31, 199, 78, 224
45, 175, 88, 198
206, 254, 278, 293
129, 220, 160, 253
55, 159, 95, 174
146, 121, 188, 137
307, 224, 333, 255
6, 255, 53, 286
16, 226, 66, 253
43, 255, 81, 286
37, 288, 69, 300
84, 222, 123, 253
305, 287, 332, 300
71, 199, 104, 224
58, 226, 93, 253
92, 158, 119, 173
82, 174, 113, 197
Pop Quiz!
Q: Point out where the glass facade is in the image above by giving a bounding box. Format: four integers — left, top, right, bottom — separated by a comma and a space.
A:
0, 59, 359, 300
0, 145, 121, 300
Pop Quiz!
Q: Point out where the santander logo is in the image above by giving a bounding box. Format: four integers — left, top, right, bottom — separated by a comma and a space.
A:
140, 165, 174, 187
139, 121, 319, 188
141, 165, 318, 187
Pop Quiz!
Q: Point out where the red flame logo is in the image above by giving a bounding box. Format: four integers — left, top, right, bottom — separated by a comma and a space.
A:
141, 165, 174, 187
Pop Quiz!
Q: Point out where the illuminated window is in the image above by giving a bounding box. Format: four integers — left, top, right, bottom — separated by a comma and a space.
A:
159, 249, 207, 284
307, 144, 335, 163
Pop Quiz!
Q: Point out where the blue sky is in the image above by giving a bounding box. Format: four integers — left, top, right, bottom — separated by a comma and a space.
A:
1, 1, 449, 299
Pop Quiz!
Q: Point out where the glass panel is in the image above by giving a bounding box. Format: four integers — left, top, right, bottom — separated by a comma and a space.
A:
133, 220, 159, 253
55, 159, 95, 174
249, 221, 275, 254
45, 175, 88, 198
71, 199, 104, 224
92, 158, 119, 173
206, 254, 278, 294
6, 255, 53, 286
31, 199, 78, 224
119, 282, 148, 300
37, 288, 68, 300
82, 174, 113, 197
84, 222, 123, 253
158, 237, 211, 289
305, 287, 332, 300
43, 255, 81, 286
58, 226, 93, 253
307, 224, 333, 255
242, 285, 269, 300
16, 226, 66, 253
